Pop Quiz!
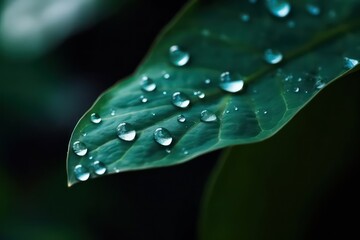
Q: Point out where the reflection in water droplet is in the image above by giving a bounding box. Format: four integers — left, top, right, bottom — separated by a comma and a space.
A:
344, 57, 359, 70
140, 95, 148, 103
200, 110, 217, 122
154, 128, 173, 146
72, 141, 87, 156
219, 72, 245, 93
172, 92, 191, 108
91, 160, 107, 175
90, 113, 102, 124
117, 122, 136, 141
306, 4, 321, 16
240, 13, 250, 22
264, 49, 283, 64
177, 114, 186, 123
194, 91, 205, 99
266, 0, 291, 18
140, 76, 156, 92
74, 165, 90, 181
169, 45, 190, 66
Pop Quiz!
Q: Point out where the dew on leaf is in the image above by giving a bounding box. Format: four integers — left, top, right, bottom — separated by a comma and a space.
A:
200, 110, 217, 122
266, 0, 291, 18
344, 57, 359, 70
306, 4, 321, 16
91, 160, 107, 175
110, 110, 116, 116
162, 72, 171, 79
154, 127, 173, 146
177, 114, 186, 123
194, 90, 205, 99
74, 165, 90, 181
264, 49, 283, 64
219, 72, 245, 93
169, 45, 190, 66
72, 141, 87, 156
140, 95, 148, 103
140, 76, 156, 92
204, 79, 211, 84
172, 92, 191, 108
90, 113, 102, 124
117, 122, 136, 142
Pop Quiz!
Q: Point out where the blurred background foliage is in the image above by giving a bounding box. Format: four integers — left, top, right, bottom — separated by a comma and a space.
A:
0, 0, 358, 239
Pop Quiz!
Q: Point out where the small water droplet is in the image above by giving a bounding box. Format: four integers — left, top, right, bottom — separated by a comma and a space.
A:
266, 0, 291, 18
315, 79, 326, 89
169, 45, 190, 66
234, 106, 239, 111
294, 87, 300, 93
74, 165, 90, 181
72, 141, 87, 156
140, 95, 148, 103
81, 132, 87, 137
287, 20, 296, 28
204, 79, 211, 84
194, 90, 205, 99
344, 57, 359, 70
240, 13, 250, 22
151, 113, 156, 117
182, 148, 189, 155
264, 49, 283, 64
154, 128, 173, 146
165, 148, 171, 153
163, 72, 170, 79
90, 113, 102, 124
225, 110, 230, 114
117, 122, 136, 141
162, 91, 167, 95
219, 72, 245, 93
306, 4, 321, 16
110, 110, 116, 116
200, 110, 217, 122
140, 76, 156, 92
172, 92, 191, 108
177, 114, 186, 123
91, 160, 107, 175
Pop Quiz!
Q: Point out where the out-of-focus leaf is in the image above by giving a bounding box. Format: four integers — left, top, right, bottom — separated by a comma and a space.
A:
67, 0, 360, 185
199, 72, 360, 240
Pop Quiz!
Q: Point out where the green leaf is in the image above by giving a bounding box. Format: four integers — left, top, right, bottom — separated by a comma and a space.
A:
198, 72, 360, 240
67, 0, 360, 186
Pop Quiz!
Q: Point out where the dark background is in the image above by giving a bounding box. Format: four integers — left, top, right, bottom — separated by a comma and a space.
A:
0, 0, 359, 239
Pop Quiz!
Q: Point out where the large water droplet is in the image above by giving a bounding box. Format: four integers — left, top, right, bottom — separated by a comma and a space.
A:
154, 128, 173, 146
169, 45, 190, 66
72, 141, 87, 156
172, 92, 191, 108
344, 57, 359, 70
264, 49, 283, 64
177, 114, 186, 123
219, 72, 245, 93
117, 122, 136, 141
306, 4, 321, 16
200, 110, 217, 122
91, 160, 107, 175
266, 0, 291, 18
74, 165, 90, 181
140, 76, 156, 92
90, 113, 102, 124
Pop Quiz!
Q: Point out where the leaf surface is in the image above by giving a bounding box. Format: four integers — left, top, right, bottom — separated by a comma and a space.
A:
67, 0, 360, 185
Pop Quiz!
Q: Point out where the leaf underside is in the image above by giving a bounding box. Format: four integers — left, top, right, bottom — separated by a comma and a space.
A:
67, 0, 360, 186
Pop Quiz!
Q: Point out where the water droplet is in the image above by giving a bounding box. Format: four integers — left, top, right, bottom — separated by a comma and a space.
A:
165, 148, 171, 153
263, 110, 268, 115
240, 13, 250, 22
315, 79, 326, 89
90, 113, 102, 124
266, 0, 291, 18
81, 132, 87, 137
200, 110, 217, 122
225, 110, 230, 114
306, 4, 321, 16
204, 79, 211, 84
194, 90, 205, 99
91, 160, 107, 175
154, 128, 173, 146
182, 148, 189, 155
140, 95, 148, 103
140, 76, 156, 92
110, 110, 116, 116
117, 122, 136, 141
163, 72, 170, 79
162, 91, 167, 95
177, 114, 186, 123
294, 87, 300, 93
151, 113, 156, 117
72, 141, 87, 156
74, 165, 90, 181
234, 106, 239, 111
344, 57, 359, 70
169, 45, 190, 66
172, 92, 191, 108
264, 49, 283, 64
219, 72, 245, 93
